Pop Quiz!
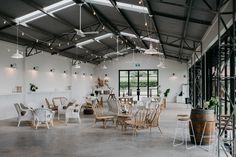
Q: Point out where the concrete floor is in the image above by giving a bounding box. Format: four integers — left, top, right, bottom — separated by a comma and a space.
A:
0, 103, 218, 157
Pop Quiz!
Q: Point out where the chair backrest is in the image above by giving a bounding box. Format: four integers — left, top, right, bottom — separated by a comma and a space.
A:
146, 108, 161, 127
149, 101, 159, 109
52, 97, 66, 106
34, 108, 53, 122
45, 98, 52, 108
133, 109, 148, 125
107, 100, 119, 114
14, 103, 21, 116
66, 103, 82, 114
92, 104, 104, 117
141, 97, 152, 108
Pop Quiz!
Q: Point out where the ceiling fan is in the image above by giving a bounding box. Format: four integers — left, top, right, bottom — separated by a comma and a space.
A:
103, 37, 130, 58
73, 3, 99, 37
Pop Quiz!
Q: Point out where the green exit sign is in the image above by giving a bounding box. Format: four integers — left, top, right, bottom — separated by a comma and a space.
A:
135, 63, 140, 67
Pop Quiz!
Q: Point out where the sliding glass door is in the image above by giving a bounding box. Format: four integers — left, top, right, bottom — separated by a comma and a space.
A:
119, 70, 159, 101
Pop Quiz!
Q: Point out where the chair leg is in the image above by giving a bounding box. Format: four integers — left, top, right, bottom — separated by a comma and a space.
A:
51, 120, 54, 127
46, 122, 49, 129
17, 120, 21, 127
36, 121, 39, 130
158, 126, 162, 134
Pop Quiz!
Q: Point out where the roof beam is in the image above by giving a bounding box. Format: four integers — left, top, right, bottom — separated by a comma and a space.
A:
152, 10, 211, 25
0, 31, 85, 60
146, 0, 166, 56
83, 2, 136, 49
178, 0, 194, 61
109, 0, 148, 49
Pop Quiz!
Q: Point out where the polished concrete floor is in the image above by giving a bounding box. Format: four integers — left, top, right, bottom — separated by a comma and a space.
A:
0, 103, 220, 157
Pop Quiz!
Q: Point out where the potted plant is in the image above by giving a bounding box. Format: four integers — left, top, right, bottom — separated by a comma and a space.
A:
163, 88, 170, 108
29, 83, 38, 92
190, 96, 219, 145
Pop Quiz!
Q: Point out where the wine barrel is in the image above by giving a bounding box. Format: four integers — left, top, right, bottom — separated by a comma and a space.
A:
190, 109, 215, 145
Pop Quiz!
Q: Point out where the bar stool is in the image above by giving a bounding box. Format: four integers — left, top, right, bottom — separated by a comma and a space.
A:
173, 115, 196, 149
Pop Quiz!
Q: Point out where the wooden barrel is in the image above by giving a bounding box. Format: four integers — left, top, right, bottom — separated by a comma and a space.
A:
190, 109, 215, 145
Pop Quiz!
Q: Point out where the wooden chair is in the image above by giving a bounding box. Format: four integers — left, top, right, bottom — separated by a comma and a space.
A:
124, 109, 148, 135
45, 98, 57, 111
145, 108, 162, 134
92, 104, 115, 128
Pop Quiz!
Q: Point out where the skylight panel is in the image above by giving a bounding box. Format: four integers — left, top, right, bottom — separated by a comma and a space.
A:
76, 39, 94, 47
15, 0, 76, 24
94, 33, 114, 41
117, 2, 149, 14
44, 0, 75, 14
84, 0, 148, 14
120, 32, 137, 38
85, 0, 112, 7
141, 36, 160, 43
15, 10, 45, 24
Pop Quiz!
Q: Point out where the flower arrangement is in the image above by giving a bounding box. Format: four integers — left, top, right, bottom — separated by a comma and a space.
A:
30, 83, 38, 92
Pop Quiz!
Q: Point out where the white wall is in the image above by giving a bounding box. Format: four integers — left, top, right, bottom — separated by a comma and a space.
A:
71, 63, 95, 104
94, 53, 188, 102
0, 40, 95, 120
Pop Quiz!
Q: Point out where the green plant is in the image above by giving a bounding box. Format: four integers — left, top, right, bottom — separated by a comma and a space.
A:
164, 88, 170, 97
30, 83, 38, 92
207, 97, 219, 110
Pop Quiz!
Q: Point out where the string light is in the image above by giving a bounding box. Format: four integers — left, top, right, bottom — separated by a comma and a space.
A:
3, 20, 7, 24
58, 43, 61, 47
93, 11, 96, 15
102, 25, 105, 30
48, 43, 51, 46
145, 22, 147, 26
67, 42, 70, 46
139, 0, 142, 4
36, 39, 39, 43
21, 32, 24, 36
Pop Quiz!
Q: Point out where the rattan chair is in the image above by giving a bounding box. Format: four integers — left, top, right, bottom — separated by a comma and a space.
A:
34, 108, 55, 129
92, 104, 115, 128
65, 103, 82, 125
125, 109, 148, 135
145, 108, 162, 134
14, 103, 34, 127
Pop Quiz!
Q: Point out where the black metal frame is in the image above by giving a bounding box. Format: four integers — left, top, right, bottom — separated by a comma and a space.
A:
118, 69, 159, 100
189, 0, 235, 155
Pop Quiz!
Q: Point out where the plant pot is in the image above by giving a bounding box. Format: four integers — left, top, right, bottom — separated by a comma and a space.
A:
190, 109, 215, 145
83, 108, 94, 115
163, 97, 167, 109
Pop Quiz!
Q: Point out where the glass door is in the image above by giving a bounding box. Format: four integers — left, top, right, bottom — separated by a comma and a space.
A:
139, 71, 148, 100
119, 70, 159, 100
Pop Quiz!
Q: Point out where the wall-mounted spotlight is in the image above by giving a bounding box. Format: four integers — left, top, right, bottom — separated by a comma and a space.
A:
74, 72, 78, 75
172, 73, 175, 76
63, 70, 67, 74
10, 63, 17, 69
104, 74, 109, 80
90, 74, 93, 78
183, 75, 186, 78
82, 73, 86, 78
33, 66, 39, 71
50, 68, 55, 72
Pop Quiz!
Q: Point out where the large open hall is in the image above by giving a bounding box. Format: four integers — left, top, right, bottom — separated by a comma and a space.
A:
0, 0, 235, 157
